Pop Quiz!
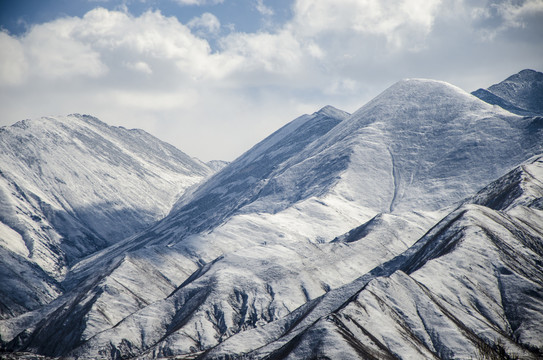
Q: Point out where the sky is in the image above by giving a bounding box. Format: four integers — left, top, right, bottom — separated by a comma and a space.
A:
1, 0, 542, 161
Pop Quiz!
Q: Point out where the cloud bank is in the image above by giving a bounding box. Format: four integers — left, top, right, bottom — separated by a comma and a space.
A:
1, 0, 542, 160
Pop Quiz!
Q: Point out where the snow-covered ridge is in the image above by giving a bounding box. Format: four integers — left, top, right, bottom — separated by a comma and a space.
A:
260, 77, 541, 213
203, 154, 543, 359
167, 105, 349, 228
472, 69, 543, 116
1, 72, 542, 359
0, 114, 213, 318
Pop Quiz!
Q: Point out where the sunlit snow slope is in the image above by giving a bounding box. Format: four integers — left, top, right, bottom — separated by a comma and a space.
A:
205, 154, 543, 360
0, 114, 212, 318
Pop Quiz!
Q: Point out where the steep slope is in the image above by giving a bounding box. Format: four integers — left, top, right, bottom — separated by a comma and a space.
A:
0, 114, 213, 318
0, 106, 364, 358
320, 78, 541, 212
204, 154, 543, 360
2, 77, 543, 359
164, 78, 542, 241
168, 105, 351, 230
472, 69, 543, 116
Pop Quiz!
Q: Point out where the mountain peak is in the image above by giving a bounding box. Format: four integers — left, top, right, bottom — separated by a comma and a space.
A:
360, 78, 481, 114
350, 77, 491, 125
473, 69, 543, 115
391, 78, 471, 97
0, 114, 214, 317
505, 68, 543, 82
314, 105, 350, 119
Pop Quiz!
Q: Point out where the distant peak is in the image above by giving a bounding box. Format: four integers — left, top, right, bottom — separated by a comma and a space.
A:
207, 160, 229, 172
314, 105, 350, 119
317, 105, 339, 112
504, 69, 543, 82
519, 69, 538, 75
518, 69, 541, 76
480, 69, 543, 116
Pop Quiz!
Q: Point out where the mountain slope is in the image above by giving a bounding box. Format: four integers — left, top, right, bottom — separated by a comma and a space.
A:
2, 76, 543, 359
204, 154, 543, 360
161, 78, 542, 243
1, 106, 366, 358
472, 69, 543, 116
0, 114, 213, 318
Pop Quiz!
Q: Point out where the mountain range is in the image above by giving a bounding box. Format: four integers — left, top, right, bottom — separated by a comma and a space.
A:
1, 69, 542, 359
0, 114, 214, 319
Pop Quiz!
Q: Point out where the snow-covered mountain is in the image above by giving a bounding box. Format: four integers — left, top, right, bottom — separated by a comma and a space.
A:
472, 69, 543, 116
1, 72, 542, 359
0, 114, 213, 318
205, 160, 230, 172
204, 153, 543, 359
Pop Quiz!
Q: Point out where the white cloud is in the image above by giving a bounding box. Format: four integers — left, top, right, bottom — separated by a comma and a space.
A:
187, 12, 221, 35
105, 89, 198, 110
255, 0, 274, 16
220, 31, 303, 74
172, 0, 224, 5
0, 31, 27, 85
0, 8, 231, 83
290, 0, 442, 49
469, 0, 543, 39
0, 3, 541, 161
75, 8, 213, 71
325, 78, 358, 95
306, 41, 324, 59
124, 61, 153, 74
22, 19, 108, 79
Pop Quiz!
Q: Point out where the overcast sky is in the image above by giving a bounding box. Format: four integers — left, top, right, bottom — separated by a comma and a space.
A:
1, 0, 542, 161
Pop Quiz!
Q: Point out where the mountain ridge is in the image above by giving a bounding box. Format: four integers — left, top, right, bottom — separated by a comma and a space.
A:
0, 114, 214, 319
1, 71, 542, 359
202, 154, 543, 359
472, 69, 543, 116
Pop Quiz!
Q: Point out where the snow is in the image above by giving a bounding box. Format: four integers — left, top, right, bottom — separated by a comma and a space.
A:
1, 73, 543, 359
203, 155, 543, 359
0, 219, 28, 258
0, 114, 213, 318
206, 160, 229, 172
472, 69, 543, 116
